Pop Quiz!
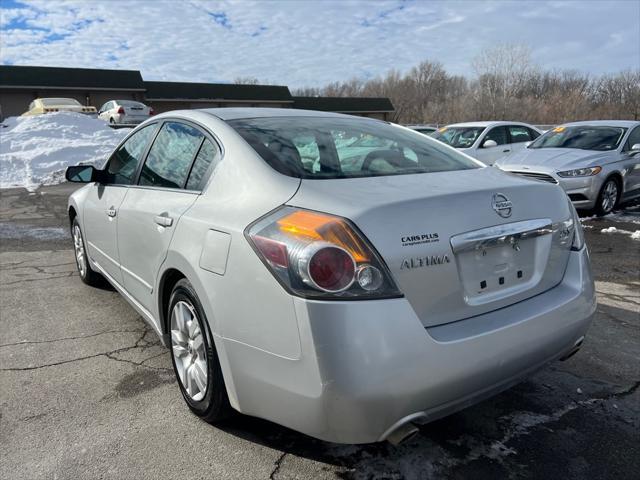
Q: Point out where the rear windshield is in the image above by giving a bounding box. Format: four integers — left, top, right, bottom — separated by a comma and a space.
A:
118, 100, 146, 107
227, 116, 480, 179
431, 126, 485, 148
530, 126, 627, 151
41, 98, 81, 106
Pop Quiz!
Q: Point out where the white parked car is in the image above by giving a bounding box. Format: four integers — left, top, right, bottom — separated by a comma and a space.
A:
405, 124, 438, 135
431, 121, 542, 165
98, 100, 154, 125
65, 109, 595, 445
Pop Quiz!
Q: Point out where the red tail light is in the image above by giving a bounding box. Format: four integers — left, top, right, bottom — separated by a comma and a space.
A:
117, 106, 125, 114
149, 108, 155, 116
302, 244, 355, 292
246, 207, 401, 299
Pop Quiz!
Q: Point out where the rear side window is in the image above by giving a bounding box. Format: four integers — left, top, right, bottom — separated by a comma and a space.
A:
228, 116, 479, 179
508, 126, 533, 144
106, 124, 157, 185
139, 122, 204, 189
483, 126, 509, 146
186, 139, 220, 190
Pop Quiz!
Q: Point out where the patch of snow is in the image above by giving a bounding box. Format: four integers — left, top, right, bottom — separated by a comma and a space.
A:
0, 113, 128, 191
600, 226, 640, 240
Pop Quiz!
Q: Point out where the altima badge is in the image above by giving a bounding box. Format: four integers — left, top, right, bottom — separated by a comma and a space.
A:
401, 254, 450, 270
492, 193, 512, 218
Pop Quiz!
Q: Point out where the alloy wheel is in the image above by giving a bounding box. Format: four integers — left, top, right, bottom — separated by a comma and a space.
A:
601, 180, 618, 213
171, 300, 208, 401
73, 225, 86, 277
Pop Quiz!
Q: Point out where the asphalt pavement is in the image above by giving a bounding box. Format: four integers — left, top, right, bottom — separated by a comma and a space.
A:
0, 183, 638, 480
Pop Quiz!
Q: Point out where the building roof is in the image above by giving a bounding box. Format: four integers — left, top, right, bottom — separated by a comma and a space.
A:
144, 81, 293, 102
292, 96, 394, 113
0, 65, 145, 90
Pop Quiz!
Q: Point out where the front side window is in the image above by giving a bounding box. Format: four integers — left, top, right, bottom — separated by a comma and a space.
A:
530, 126, 627, 151
508, 126, 533, 144
228, 116, 479, 179
431, 127, 485, 148
624, 126, 640, 151
483, 126, 509, 146
106, 124, 157, 185
139, 122, 204, 189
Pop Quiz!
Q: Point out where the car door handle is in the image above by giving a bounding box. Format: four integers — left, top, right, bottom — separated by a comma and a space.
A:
106, 207, 117, 217
154, 215, 173, 227
502, 149, 511, 153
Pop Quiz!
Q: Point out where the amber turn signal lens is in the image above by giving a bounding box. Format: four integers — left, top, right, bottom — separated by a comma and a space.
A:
276, 210, 369, 262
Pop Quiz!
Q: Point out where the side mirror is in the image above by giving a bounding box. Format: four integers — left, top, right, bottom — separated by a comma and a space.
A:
630, 143, 640, 155
65, 165, 102, 183
524, 141, 532, 148
483, 139, 498, 148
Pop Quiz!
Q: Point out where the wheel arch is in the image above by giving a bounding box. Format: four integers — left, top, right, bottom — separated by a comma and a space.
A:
68, 205, 77, 226
158, 267, 186, 336
156, 257, 241, 410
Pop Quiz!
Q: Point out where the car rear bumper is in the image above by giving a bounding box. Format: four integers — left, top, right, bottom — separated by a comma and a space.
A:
222, 247, 595, 444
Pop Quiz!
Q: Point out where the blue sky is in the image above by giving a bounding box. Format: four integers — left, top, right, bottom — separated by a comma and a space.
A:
1, 0, 638, 87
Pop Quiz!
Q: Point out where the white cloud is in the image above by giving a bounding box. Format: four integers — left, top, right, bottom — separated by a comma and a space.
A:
0, 0, 638, 87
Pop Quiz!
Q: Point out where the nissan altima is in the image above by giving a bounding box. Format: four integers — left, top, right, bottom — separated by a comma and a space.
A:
495, 121, 640, 215
65, 108, 595, 444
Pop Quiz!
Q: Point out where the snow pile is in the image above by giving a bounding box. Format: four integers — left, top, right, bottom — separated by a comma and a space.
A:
600, 226, 640, 240
0, 113, 129, 191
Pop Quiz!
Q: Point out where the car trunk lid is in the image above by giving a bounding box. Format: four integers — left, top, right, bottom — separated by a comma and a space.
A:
287, 167, 574, 327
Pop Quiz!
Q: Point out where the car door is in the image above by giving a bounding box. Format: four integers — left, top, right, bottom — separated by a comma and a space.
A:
621, 125, 640, 196
116, 120, 219, 317
507, 125, 535, 155
83, 123, 158, 284
474, 126, 510, 165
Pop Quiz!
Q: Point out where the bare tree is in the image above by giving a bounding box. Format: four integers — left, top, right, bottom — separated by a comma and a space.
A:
296, 42, 638, 125
233, 76, 260, 85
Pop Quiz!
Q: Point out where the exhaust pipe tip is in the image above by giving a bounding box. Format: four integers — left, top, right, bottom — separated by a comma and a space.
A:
560, 336, 585, 361
386, 422, 420, 446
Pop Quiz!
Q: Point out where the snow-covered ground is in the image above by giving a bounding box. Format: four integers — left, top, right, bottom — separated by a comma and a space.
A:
0, 113, 128, 191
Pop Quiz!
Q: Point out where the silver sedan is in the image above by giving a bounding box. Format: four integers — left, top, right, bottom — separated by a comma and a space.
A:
65, 108, 595, 444
495, 120, 640, 215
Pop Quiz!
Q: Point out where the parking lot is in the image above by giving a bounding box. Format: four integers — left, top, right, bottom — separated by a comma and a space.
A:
0, 183, 638, 480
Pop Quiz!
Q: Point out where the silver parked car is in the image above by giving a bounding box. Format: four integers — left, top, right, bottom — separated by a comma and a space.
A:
405, 124, 438, 135
431, 121, 542, 165
65, 109, 595, 444
495, 121, 640, 215
98, 99, 154, 125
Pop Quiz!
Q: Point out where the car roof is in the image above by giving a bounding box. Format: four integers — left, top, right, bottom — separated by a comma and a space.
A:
444, 121, 535, 128
200, 107, 379, 121
560, 120, 640, 128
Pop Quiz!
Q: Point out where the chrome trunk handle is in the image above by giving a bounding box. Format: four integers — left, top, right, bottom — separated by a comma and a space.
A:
450, 219, 554, 254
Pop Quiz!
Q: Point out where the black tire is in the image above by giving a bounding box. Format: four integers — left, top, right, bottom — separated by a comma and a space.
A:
168, 278, 232, 423
594, 177, 620, 216
109, 117, 115, 124
71, 218, 104, 287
